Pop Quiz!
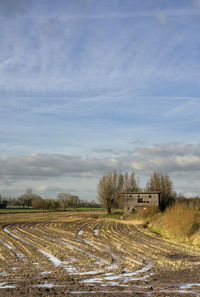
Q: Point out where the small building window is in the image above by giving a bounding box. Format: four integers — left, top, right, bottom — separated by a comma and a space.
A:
137, 195, 140, 198
146, 201, 149, 203
138, 198, 143, 203
149, 195, 151, 198
127, 207, 129, 210
129, 195, 132, 198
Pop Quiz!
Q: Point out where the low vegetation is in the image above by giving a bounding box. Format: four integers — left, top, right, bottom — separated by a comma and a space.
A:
163, 202, 197, 240
127, 202, 200, 246
4, 189, 101, 212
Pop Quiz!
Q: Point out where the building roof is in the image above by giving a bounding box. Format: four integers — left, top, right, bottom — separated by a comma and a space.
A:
122, 191, 160, 194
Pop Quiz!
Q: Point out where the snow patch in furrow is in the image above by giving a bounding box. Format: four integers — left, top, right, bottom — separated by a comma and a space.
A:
3, 228, 67, 269
79, 269, 103, 275
122, 256, 142, 266
0, 239, 13, 250
77, 230, 84, 236
160, 283, 200, 295
34, 283, 66, 288
94, 230, 98, 236
5, 226, 112, 277
60, 240, 109, 265
38, 249, 62, 267
3, 225, 152, 288
80, 262, 152, 286
0, 282, 16, 289
180, 283, 200, 289
161, 288, 200, 295
41, 271, 52, 275
0, 238, 25, 261
4, 228, 29, 245
3, 227, 81, 274
71, 290, 151, 295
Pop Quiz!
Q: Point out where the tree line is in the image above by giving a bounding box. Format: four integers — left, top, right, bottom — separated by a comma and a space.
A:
98, 170, 178, 213
5, 189, 100, 210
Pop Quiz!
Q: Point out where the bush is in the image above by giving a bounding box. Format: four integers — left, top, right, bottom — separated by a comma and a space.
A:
163, 202, 196, 240
135, 206, 160, 221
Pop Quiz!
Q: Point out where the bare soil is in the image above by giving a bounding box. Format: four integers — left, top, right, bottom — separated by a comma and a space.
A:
0, 211, 199, 296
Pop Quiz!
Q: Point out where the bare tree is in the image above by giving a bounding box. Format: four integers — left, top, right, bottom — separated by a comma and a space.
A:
69, 195, 80, 208
98, 173, 115, 213
32, 198, 45, 209
129, 172, 140, 192
57, 192, 71, 211
146, 171, 175, 210
18, 189, 40, 208
122, 172, 129, 192
98, 171, 135, 213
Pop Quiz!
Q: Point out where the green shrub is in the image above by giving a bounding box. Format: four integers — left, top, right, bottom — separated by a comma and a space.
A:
105, 211, 123, 219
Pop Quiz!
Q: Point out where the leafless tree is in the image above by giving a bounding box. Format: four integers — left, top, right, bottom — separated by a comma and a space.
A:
98, 172, 115, 213
57, 192, 71, 211
69, 195, 80, 208
98, 171, 139, 213
18, 189, 41, 208
146, 171, 175, 210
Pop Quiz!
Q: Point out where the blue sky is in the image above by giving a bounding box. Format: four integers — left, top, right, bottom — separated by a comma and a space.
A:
0, 0, 200, 200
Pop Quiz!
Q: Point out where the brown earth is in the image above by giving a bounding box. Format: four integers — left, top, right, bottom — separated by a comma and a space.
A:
0, 211, 199, 296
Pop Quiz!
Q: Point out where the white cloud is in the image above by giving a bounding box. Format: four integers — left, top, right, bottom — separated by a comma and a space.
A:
128, 143, 200, 176
0, 142, 200, 182
0, 142, 200, 197
36, 185, 48, 192
175, 155, 200, 167
0, 154, 122, 181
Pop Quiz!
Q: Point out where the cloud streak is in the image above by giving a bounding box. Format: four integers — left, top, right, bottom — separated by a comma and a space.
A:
0, 142, 200, 198
1, 143, 200, 181
0, 1, 199, 199
130, 143, 200, 177
0, 154, 122, 180
0, 2, 199, 96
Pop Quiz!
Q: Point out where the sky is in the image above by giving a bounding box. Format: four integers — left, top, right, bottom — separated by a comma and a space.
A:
0, 0, 200, 200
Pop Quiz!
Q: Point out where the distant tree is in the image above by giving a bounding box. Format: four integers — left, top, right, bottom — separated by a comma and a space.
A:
18, 189, 41, 208
32, 198, 45, 209
129, 172, 140, 192
57, 192, 71, 211
98, 171, 140, 213
115, 171, 140, 209
146, 171, 175, 210
7, 197, 20, 206
32, 198, 59, 210
122, 172, 129, 192
90, 200, 99, 207
69, 195, 80, 208
98, 173, 115, 214
97, 171, 133, 213
122, 172, 140, 192
50, 199, 59, 210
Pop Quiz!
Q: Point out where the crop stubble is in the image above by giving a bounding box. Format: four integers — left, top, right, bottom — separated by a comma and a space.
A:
0, 211, 199, 296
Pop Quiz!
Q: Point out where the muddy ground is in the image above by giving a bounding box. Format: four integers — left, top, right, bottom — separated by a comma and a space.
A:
0, 211, 199, 296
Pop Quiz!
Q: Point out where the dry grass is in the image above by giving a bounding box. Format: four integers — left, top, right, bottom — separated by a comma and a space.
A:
135, 206, 160, 221
163, 202, 197, 240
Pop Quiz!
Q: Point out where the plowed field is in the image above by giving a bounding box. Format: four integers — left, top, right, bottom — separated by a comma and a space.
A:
0, 211, 199, 296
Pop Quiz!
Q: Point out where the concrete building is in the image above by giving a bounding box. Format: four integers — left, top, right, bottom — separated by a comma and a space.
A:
123, 191, 160, 214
